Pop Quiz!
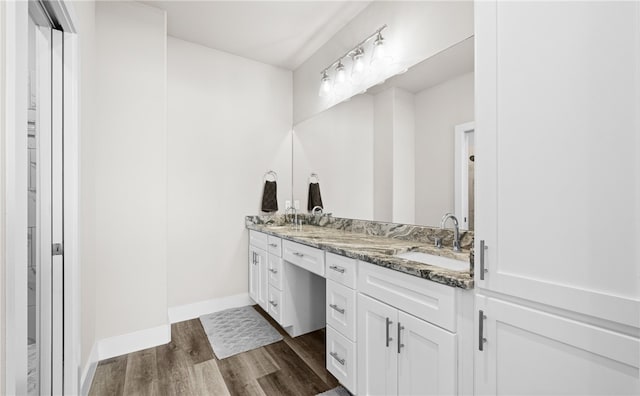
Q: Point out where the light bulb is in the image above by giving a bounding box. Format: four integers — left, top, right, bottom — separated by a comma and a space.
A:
335, 61, 346, 84
351, 48, 365, 81
318, 70, 332, 98
370, 32, 392, 66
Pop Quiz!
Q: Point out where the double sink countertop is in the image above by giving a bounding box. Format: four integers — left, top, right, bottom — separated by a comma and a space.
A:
247, 221, 474, 290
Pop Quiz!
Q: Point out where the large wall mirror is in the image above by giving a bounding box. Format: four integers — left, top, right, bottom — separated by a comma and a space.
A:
292, 37, 475, 230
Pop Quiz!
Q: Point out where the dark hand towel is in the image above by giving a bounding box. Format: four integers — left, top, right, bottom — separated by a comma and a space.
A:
261, 181, 278, 212
307, 182, 323, 211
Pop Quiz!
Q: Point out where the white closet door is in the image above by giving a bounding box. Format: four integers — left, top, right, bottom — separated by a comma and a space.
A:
474, 0, 640, 327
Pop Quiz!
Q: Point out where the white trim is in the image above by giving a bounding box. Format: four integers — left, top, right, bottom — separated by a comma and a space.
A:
97, 324, 171, 361
79, 342, 98, 396
63, 29, 81, 396
4, 1, 29, 394
168, 293, 253, 324
454, 121, 475, 230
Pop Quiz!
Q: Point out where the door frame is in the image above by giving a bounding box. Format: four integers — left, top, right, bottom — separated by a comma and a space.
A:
2, 0, 80, 394
454, 121, 475, 230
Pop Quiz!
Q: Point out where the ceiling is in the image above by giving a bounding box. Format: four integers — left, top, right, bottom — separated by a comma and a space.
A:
142, 1, 372, 70
367, 37, 475, 95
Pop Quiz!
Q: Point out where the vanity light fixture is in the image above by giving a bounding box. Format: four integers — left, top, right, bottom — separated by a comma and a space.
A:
318, 24, 388, 98
319, 70, 332, 98
335, 61, 346, 84
370, 31, 390, 65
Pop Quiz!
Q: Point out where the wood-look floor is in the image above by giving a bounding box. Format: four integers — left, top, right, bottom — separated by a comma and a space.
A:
89, 306, 340, 396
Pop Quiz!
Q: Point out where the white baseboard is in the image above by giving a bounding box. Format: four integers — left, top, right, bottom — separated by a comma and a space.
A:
80, 342, 99, 396
77, 295, 251, 393
97, 324, 171, 361
168, 293, 253, 323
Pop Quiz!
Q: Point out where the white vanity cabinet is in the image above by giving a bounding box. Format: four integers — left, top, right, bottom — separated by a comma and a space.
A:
357, 261, 471, 396
474, 1, 640, 393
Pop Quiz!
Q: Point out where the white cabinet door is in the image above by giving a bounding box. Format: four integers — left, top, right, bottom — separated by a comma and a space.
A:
255, 247, 268, 311
475, 295, 640, 395
357, 294, 398, 396
398, 311, 457, 396
248, 246, 260, 303
475, 0, 640, 327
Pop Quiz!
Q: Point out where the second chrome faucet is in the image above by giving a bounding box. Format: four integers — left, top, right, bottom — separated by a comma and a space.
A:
440, 213, 461, 252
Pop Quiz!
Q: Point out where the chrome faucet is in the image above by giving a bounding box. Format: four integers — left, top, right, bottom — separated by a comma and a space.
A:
311, 206, 323, 216
440, 213, 461, 252
285, 206, 297, 228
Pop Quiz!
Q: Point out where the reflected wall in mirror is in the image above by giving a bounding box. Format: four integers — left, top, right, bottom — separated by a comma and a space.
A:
292, 37, 475, 230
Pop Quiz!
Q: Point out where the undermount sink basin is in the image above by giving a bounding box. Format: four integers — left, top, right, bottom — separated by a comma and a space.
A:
394, 251, 469, 272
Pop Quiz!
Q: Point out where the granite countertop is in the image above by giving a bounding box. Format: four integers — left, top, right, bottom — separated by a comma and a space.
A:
247, 222, 474, 290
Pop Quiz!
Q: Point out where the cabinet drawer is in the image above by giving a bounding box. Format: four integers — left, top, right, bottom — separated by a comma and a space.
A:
282, 240, 325, 277
325, 253, 357, 289
249, 230, 268, 251
267, 254, 283, 289
358, 261, 457, 332
326, 280, 356, 342
327, 325, 357, 395
267, 235, 282, 257
267, 285, 283, 325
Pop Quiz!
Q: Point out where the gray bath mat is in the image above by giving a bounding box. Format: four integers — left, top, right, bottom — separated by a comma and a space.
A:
316, 386, 351, 396
199, 305, 283, 359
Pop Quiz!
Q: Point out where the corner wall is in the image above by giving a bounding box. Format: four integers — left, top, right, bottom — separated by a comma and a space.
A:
166, 37, 292, 311
93, 1, 168, 343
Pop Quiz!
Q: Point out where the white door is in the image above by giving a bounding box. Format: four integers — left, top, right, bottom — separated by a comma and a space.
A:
357, 294, 398, 396
397, 311, 457, 396
474, 1, 640, 327
475, 295, 640, 395
28, 7, 65, 395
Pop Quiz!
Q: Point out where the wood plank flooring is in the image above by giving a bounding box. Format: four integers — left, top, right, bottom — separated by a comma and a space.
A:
89, 306, 339, 396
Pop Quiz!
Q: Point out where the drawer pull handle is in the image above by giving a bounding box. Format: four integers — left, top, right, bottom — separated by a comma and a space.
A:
269, 243, 278, 247
293, 252, 304, 257
269, 300, 278, 307
329, 265, 345, 273
479, 240, 488, 280
329, 304, 345, 314
385, 317, 393, 347
479, 310, 487, 351
397, 323, 405, 354
329, 351, 345, 365
269, 268, 278, 274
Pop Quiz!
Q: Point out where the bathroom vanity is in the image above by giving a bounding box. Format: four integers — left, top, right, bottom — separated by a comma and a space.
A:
246, 215, 475, 395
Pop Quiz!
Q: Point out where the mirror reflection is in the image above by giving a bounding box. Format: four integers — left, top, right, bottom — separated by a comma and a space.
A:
292, 37, 475, 230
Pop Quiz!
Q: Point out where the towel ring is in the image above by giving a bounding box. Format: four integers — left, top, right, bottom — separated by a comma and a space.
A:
264, 170, 278, 182
309, 173, 320, 183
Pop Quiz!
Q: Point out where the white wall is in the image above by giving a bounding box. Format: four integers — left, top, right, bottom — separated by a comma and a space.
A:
167, 37, 292, 309
373, 87, 415, 224
415, 72, 474, 226
293, 1, 473, 124
293, 94, 374, 220
94, 1, 168, 340
392, 88, 415, 224
373, 90, 393, 222
0, 0, 6, 391
71, 0, 97, 373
